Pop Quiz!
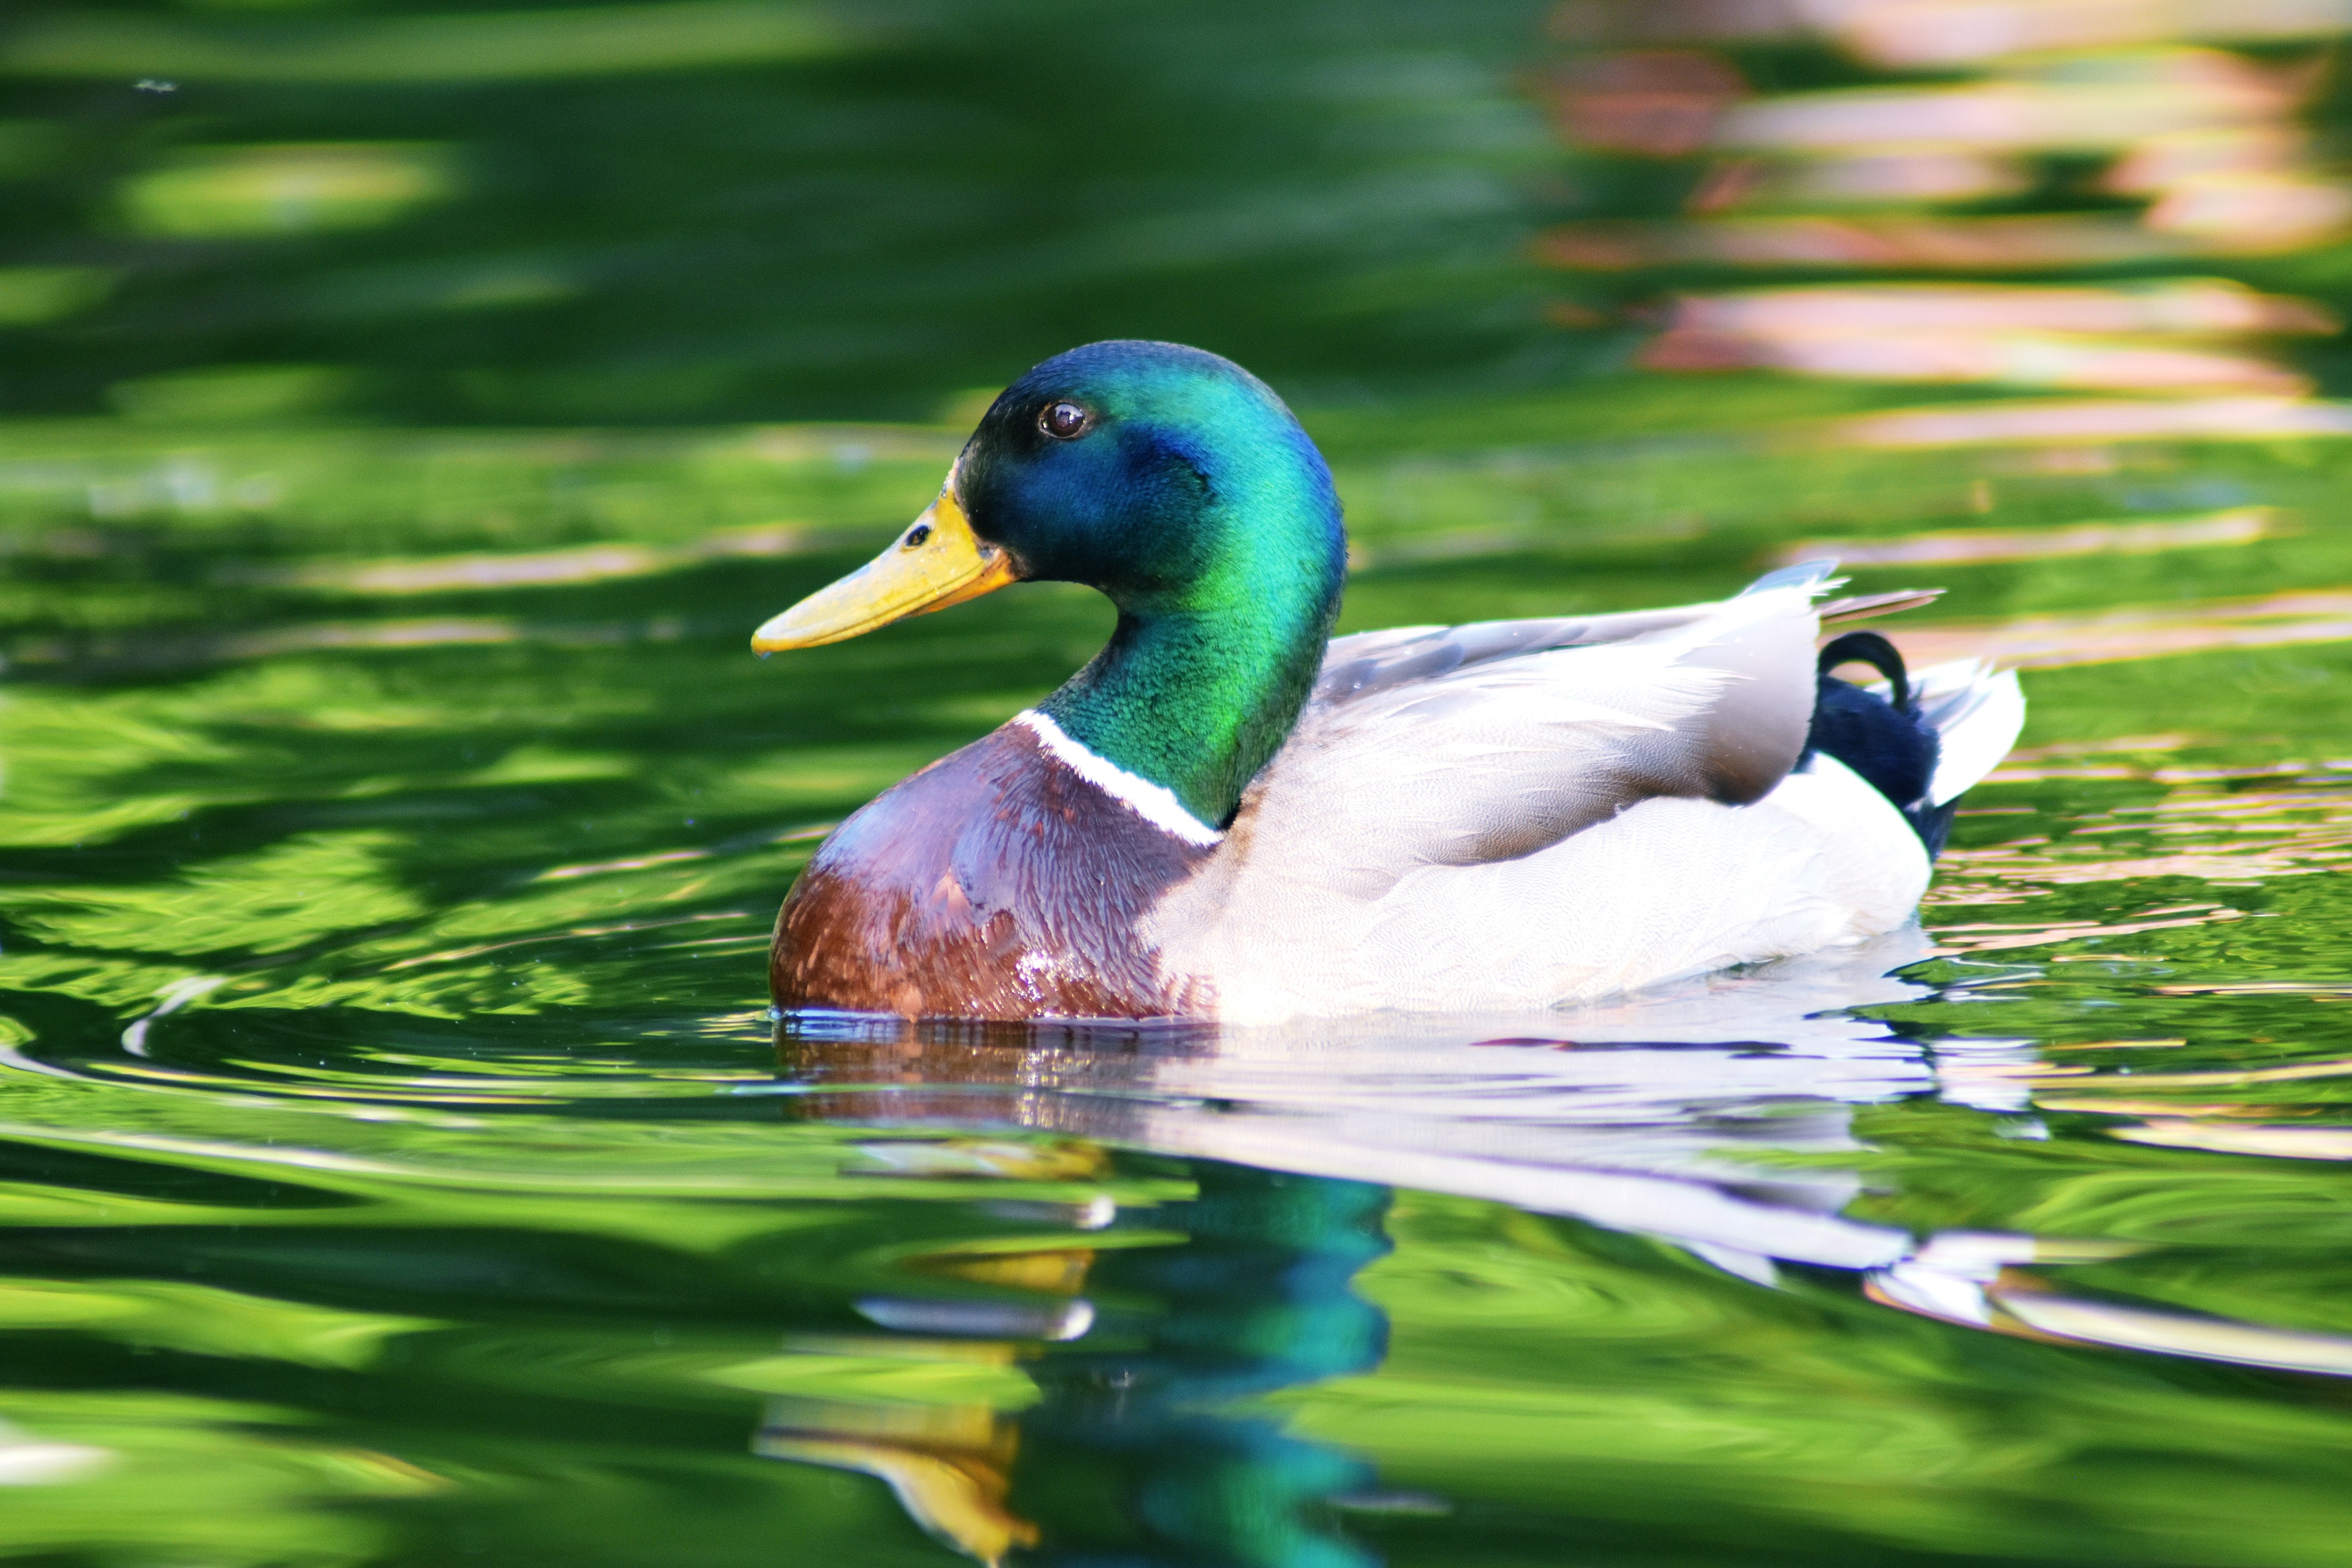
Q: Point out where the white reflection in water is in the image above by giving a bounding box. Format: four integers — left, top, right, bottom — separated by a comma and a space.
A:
782, 926, 2352, 1381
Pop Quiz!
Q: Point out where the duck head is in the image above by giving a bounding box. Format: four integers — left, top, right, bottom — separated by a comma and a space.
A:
753, 341, 1347, 832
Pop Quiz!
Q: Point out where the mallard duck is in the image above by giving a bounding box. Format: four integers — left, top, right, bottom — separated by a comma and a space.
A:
753, 341, 2023, 1023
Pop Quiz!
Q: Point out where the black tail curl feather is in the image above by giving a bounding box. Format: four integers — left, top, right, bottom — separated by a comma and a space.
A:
1802, 632, 1956, 856
1817, 631, 1910, 712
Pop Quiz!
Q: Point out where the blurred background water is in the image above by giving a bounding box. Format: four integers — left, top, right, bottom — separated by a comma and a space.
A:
7, 0, 2352, 1564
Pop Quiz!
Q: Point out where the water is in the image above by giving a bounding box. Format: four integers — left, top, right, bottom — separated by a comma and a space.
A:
7, 2, 2352, 1564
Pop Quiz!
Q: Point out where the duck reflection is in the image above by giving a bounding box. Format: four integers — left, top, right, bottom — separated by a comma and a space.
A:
754, 1142, 1390, 1567
755, 937, 1935, 1564
784, 932, 1942, 1281
1000, 1166, 1387, 1568
755, 932, 2352, 1562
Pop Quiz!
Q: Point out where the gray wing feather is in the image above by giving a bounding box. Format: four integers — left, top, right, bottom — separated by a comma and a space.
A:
1820, 588, 1943, 624
1243, 585, 1826, 900
1317, 603, 1734, 707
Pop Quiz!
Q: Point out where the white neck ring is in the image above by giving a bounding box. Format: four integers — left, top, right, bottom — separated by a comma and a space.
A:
1014, 710, 1224, 848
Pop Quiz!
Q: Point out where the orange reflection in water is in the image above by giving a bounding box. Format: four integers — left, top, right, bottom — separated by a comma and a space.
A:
1540, 0, 2352, 401
1768, 505, 2282, 567
1888, 589, 2352, 670
1553, 0, 2352, 73
1638, 279, 2334, 392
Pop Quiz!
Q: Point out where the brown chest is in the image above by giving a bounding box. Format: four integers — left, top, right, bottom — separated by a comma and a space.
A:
771, 724, 1215, 1020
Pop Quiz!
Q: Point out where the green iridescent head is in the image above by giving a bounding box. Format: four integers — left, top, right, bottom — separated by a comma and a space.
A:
753, 340, 1348, 829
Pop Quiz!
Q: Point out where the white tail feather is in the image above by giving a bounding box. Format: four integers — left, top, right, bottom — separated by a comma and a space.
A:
1910, 660, 2026, 805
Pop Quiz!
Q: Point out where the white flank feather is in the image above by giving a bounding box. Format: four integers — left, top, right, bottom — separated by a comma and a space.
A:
1140, 581, 1957, 1021
1129, 578, 2022, 1022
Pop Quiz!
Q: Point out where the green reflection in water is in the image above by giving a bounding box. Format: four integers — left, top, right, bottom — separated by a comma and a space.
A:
2, 390, 2352, 1563
6, 0, 2352, 1562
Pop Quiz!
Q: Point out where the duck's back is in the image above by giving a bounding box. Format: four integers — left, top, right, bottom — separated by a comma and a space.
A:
774, 722, 1216, 1017
1142, 577, 2022, 1022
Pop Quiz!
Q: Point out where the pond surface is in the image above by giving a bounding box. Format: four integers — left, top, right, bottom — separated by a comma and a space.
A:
7, 1, 2352, 1565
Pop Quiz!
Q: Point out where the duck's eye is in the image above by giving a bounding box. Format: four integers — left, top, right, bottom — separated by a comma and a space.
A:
903, 523, 932, 548
1039, 401, 1093, 440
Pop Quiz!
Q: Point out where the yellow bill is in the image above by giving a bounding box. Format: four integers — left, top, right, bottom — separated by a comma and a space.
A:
751, 486, 1018, 654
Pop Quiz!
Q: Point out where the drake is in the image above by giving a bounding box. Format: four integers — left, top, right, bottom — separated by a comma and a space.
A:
753, 341, 2023, 1023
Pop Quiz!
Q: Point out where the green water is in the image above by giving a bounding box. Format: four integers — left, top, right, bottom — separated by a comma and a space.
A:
8, 3, 2352, 1565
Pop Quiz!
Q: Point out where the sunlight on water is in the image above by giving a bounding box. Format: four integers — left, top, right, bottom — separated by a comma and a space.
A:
5, 0, 2352, 1563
